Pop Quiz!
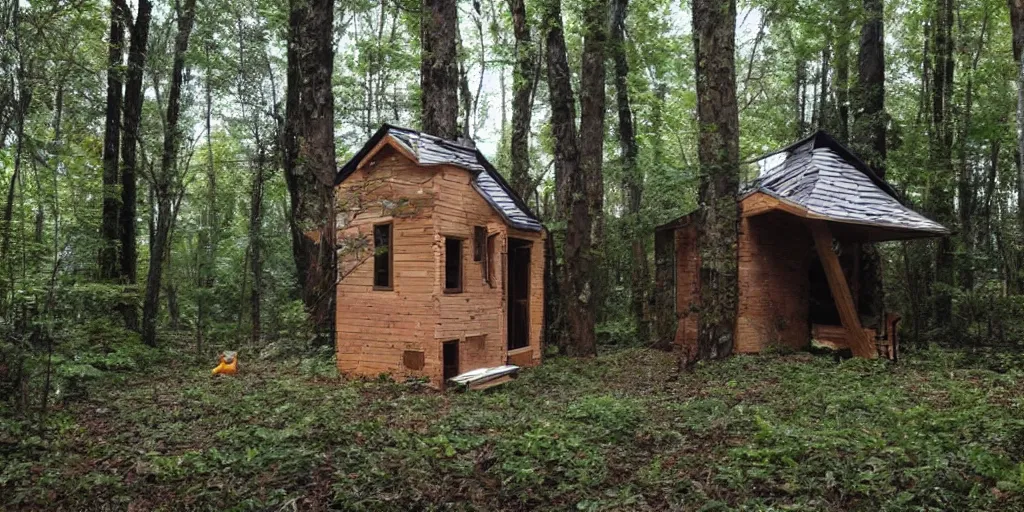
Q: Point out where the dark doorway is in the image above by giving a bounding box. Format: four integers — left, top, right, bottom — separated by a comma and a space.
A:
442, 340, 459, 383
507, 238, 532, 350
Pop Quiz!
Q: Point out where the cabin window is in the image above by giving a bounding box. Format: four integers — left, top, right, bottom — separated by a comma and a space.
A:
473, 226, 486, 261
373, 223, 392, 290
444, 237, 463, 293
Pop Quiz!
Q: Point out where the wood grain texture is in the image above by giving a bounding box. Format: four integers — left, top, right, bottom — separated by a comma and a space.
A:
674, 211, 812, 355
336, 152, 545, 387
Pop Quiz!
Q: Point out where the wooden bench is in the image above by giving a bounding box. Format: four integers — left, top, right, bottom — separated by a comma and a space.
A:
812, 313, 900, 360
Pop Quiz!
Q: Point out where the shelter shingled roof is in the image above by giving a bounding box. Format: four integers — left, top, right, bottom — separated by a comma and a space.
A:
656, 131, 949, 239
743, 131, 948, 236
337, 124, 544, 232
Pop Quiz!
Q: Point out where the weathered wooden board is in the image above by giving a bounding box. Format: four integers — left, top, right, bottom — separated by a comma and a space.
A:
336, 147, 545, 387
807, 220, 877, 358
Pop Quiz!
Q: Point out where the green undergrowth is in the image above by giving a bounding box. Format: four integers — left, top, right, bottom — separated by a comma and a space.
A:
3, 346, 1024, 511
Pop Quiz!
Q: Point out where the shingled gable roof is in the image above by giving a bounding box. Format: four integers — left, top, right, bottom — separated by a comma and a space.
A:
742, 130, 949, 237
336, 124, 544, 232
655, 131, 949, 239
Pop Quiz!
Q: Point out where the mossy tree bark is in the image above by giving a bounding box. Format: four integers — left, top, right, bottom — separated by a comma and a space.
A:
99, 1, 126, 281
853, 0, 887, 331
542, 0, 602, 357
507, 0, 536, 199
692, 0, 740, 361
118, 0, 152, 331
421, 0, 459, 140
283, 0, 337, 343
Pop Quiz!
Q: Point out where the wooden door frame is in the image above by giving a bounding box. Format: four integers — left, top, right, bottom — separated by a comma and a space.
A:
506, 237, 533, 351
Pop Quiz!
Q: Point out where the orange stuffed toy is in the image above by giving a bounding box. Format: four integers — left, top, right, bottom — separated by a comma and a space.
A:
211, 351, 238, 375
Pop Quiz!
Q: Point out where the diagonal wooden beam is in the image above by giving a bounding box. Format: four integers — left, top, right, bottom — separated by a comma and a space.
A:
807, 220, 877, 358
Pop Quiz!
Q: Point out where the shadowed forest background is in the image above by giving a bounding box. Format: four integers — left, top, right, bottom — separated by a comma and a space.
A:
4, 0, 1024, 508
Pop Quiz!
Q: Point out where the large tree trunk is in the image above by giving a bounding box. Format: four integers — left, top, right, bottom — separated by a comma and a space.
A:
543, 0, 594, 355
691, 0, 740, 362
99, 1, 126, 280
507, 0, 535, 198
855, 0, 887, 175
119, 0, 151, 330
141, 0, 197, 347
580, 0, 607, 329
421, 0, 459, 139
611, 0, 650, 342
853, 0, 887, 332
816, 43, 830, 131
284, 0, 337, 343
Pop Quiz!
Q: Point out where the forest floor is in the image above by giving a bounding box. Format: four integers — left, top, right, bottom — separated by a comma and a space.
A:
3, 344, 1024, 511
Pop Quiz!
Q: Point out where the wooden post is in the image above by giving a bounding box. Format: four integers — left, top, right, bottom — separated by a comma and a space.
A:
808, 220, 877, 358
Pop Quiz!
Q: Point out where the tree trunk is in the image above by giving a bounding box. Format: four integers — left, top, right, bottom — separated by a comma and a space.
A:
118, 0, 151, 331
958, 9, 989, 291
982, 139, 999, 254
197, 42, 217, 354
507, 0, 535, 198
929, 0, 955, 326
164, 248, 180, 331
543, 0, 593, 355
141, 0, 197, 347
816, 43, 830, 131
580, 0, 607, 330
692, 0, 740, 362
795, 58, 806, 138
835, 0, 851, 142
1, 15, 28, 305
421, 0, 459, 139
99, 1, 126, 280
854, 0, 887, 332
1011, 1, 1024, 268
250, 144, 266, 346
855, 0, 886, 175
457, 27, 473, 138
284, 0, 337, 343
611, 0, 650, 343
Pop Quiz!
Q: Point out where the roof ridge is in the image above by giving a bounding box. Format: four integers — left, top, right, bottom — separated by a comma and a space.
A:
385, 124, 479, 151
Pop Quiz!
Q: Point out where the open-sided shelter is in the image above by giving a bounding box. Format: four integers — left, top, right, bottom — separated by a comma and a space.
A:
334, 125, 545, 387
654, 131, 948, 359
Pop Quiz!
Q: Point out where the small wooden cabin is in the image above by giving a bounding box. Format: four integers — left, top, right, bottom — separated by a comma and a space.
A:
654, 131, 948, 359
334, 125, 545, 387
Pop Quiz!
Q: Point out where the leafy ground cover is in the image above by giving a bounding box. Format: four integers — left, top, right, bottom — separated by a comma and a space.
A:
3, 345, 1024, 511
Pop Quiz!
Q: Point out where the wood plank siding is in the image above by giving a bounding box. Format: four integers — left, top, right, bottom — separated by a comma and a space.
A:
336, 145, 544, 387
674, 203, 813, 355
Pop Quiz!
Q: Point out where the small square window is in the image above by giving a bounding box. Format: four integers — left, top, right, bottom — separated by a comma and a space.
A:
373, 223, 392, 289
444, 237, 463, 293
